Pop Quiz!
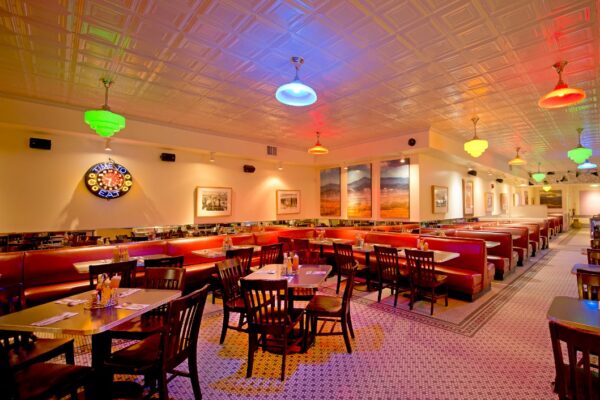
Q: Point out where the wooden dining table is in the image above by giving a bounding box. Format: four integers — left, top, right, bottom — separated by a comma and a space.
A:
571, 263, 600, 274
0, 288, 180, 397
72, 253, 170, 274
191, 245, 261, 258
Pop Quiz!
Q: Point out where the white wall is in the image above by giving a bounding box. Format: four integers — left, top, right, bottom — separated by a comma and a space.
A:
0, 129, 318, 232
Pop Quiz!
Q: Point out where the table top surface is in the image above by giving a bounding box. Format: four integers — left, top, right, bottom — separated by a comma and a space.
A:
191, 245, 261, 258
243, 264, 332, 288
0, 288, 180, 336
571, 263, 600, 274
309, 238, 352, 245
73, 254, 169, 274
486, 241, 501, 248
547, 296, 600, 333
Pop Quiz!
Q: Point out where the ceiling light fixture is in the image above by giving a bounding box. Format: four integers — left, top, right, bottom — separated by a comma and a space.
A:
542, 182, 552, 192
104, 138, 112, 152
84, 78, 126, 137
577, 160, 597, 170
538, 61, 585, 109
277, 162, 283, 171
209, 152, 215, 163
275, 56, 317, 107
464, 116, 488, 158
308, 131, 328, 155
531, 162, 546, 183
508, 147, 527, 166
567, 128, 593, 164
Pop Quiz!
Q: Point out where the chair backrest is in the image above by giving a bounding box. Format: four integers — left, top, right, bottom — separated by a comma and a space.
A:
587, 248, 600, 265
162, 284, 209, 371
591, 239, 600, 250
292, 238, 310, 252
259, 243, 283, 267
217, 258, 246, 303
144, 267, 185, 291
374, 245, 400, 281
549, 321, 600, 400
594, 230, 600, 239
277, 236, 293, 253
333, 242, 355, 275
576, 269, 600, 300
405, 249, 436, 283
0, 283, 25, 316
144, 255, 184, 268
88, 260, 137, 289
341, 265, 358, 313
226, 247, 254, 273
241, 278, 289, 334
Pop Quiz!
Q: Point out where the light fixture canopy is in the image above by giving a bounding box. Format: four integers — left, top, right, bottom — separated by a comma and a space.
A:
578, 160, 597, 170
508, 147, 527, 166
531, 162, 546, 183
84, 78, 126, 137
275, 56, 317, 107
538, 61, 585, 109
568, 128, 593, 164
308, 131, 328, 155
464, 116, 488, 158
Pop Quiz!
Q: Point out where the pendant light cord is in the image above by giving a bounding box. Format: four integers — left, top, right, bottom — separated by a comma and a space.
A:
101, 78, 113, 110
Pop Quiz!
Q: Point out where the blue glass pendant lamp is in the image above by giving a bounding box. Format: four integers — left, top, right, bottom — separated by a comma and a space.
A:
275, 56, 317, 107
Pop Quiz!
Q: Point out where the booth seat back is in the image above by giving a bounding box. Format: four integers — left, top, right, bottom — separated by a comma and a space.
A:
231, 234, 255, 246
324, 228, 364, 241
481, 226, 529, 250
366, 232, 419, 248
0, 252, 24, 285
253, 232, 280, 246
23, 246, 115, 287
420, 228, 455, 235
450, 230, 513, 260
368, 224, 420, 233
120, 240, 167, 257
506, 224, 540, 243
276, 228, 316, 239
166, 236, 225, 265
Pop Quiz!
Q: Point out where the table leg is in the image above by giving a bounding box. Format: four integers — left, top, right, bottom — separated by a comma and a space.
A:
365, 252, 371, 291
91, 332, 112, 400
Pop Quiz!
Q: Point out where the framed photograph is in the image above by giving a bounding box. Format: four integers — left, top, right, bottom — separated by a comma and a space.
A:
320, 168, 341, 216
463, 180, 474, 216
347, 163, 372, 218
540, 189, 563, 209
523, 190, 529, 206
276, 190, 300, 214
380, 159, 410, 219
513, 193, 520, 207
432, 186, 448, 214
500, 193, 508, 212
195, 187, 232, 217
485, 192, 493, 214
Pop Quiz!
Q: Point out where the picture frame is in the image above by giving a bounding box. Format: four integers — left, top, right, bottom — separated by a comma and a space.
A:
195, 187, 232, 217
276, 190, 300, 214
500, 193, 508, 213
380, 159, 410, 219
320, 167, 341, 216
485, 192, 493, 214
463, 180, 474, 216
432, 185, 448, 214
347, 163, 372, 218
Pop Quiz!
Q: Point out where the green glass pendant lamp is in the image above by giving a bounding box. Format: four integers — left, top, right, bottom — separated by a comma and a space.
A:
568, 128, 592, 165
84, 78, 126, 137
531, 162, 546, 183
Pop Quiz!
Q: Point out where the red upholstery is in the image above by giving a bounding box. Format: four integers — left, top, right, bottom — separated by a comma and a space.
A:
481, 226, 529, 265
276, 228, 316, 239
424, 237, 492, 299
231, 234, 255, 246
0, 252, 24, 285
253, 232, 279, 246
166, 236, 225, 266
324, 228, 363, 241
121, 241, 167, 257
366, 233, 419, 248
505, 224, 540, 256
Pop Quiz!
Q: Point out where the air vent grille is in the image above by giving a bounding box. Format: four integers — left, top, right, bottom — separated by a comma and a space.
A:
267, 145, 277, 156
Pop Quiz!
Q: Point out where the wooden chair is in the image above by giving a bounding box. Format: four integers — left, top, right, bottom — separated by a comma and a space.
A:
108, 267, 185, 341
306, 265, 357, 353
374, 246, 409, 307
576, 269, 600, 301
217, 259, 248, 344
0, 283, 76, 372
259, 243, 283, 267
226, 247, 254, 274
88, 260, 137, 289
105, 285, 210, 400
549, 321, 600, 400
594, 230, 600, 240
591, 239, 600, 250
405, 249, 448, 315
144, 255, 184, 268
588, 248, 600, 265
0, 236, 7, 252
241, 278, 305, 381
277, 236, 293, 253
333, 242, 369, 294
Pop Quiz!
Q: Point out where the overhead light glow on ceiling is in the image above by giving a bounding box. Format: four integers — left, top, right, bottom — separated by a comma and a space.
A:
275, 56, 317, 107
538, 61, 585, 109
568, 128, 593, 164
464, 116, 488, 158
84, 78, 126, 137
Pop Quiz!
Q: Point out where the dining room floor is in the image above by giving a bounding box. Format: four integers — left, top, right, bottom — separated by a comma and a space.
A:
68, 228, 585, 399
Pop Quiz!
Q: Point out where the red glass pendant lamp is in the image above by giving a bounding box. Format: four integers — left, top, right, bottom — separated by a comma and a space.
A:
538, 61, 585, 109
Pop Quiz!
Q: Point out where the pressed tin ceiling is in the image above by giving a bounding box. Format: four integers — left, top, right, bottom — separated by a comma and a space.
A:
0, 0, 598, 172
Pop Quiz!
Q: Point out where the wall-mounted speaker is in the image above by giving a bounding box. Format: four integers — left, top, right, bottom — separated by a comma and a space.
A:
243, 164, 255, 173
468, 170, 477, 176
29, 137, 51, 150
408, 138, 416, 146
160, 152, 176, 162
496, 178, 503, 183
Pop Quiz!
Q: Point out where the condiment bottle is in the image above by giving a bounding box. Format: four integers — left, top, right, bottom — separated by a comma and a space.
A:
292, 252, 299, 271
423, 241, 429, 251
283, 252, 289, 275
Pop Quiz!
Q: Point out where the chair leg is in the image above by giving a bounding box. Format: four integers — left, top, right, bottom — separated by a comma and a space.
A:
158, 371, 169, 400
346, 311, 355, 339
311, 315, 318, 345
445, 285, 449, 307
336, 272, 342, 294
341, 316, 352, 354
189, 351, 203, 400
64, 341, 75, 364
430, 286, 435, 316
247, 333, 256, 378
393, 282, 399, 308
409, 286, 415, 310
220, 308, 229, 344
377, 277, 383, 303
281, 336, 287, 381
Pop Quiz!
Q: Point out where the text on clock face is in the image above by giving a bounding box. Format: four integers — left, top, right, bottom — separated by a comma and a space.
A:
84, 161, 133, 200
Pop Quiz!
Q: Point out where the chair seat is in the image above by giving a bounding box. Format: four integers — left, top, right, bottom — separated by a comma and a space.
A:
414, 273, 447, 288
8, 337, 73, 370
105, 333, 161, 372
306, 294, 343, 315
291, 287, 317, 300
15, 362, 91, 400
225, 296, 246, 312
109, 315, 165, 337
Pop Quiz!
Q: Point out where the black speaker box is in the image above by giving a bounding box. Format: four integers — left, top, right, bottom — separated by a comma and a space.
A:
29, 137, 51, 150
467, 170, 477, 176
496, 178, 503, 183
160, 153, 176, 162
243, 165, 256, 173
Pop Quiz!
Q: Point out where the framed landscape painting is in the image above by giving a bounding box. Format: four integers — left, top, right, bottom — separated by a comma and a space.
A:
432, 186, 448, 214
540, 190, 563, 209
196, 187, 231, 217
320, 168, 341, 216
347, 163, 372, 218
485, 192, 493, 214
276, 190, 300, 214
380, 159, 410, 218
463, 180, 474, 216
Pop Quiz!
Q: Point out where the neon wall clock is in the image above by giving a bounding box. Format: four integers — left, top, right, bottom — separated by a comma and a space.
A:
84, 159, 133, 199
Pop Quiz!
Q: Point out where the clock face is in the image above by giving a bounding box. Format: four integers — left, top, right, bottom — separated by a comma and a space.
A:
84, 161, 133, 199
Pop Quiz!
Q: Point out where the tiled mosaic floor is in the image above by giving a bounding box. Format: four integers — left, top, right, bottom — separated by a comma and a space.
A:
66, 229, 584, 399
